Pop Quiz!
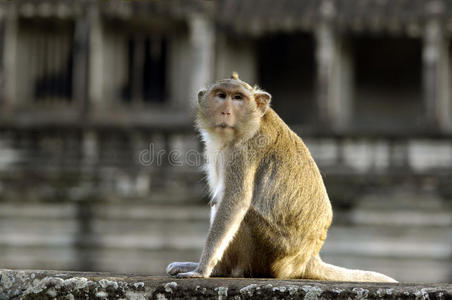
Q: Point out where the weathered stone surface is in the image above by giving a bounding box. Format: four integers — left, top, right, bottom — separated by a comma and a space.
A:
1, 269, 451, 299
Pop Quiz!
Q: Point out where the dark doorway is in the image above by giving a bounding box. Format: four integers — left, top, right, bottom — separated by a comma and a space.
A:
352, 36, 422, 131
257, 33, 316, 125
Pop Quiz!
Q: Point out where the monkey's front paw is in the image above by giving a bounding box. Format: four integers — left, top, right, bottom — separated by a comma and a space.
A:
176, 271, 204, 278
166, 262, 183, 276
166, 262, 198, 276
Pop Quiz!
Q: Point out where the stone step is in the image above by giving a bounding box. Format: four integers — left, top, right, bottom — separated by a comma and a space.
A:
0, 224, 449, 258
349, 208, 452, 226
1, 204, 450, 255
0, 247, 200, 275
2, 202, 450, 224
0, 202, 450, 282
0, 203, 209, 220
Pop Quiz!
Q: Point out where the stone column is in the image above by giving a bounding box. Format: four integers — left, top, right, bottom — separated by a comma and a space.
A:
188, 14, 215, 108
2, 2, 18, 111
422, 0, 450, 131
73, 2, 89, 112
315, 0, 353, 131
82, 130, 98, 167
87, 2, 103, 110
0, 5, 4, 108
131, 36, 145, 102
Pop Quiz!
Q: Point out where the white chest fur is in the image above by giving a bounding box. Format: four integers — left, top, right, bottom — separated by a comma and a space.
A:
201, 131, 226, 225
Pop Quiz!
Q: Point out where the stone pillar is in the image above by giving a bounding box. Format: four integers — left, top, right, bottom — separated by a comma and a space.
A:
0, 5, 4, 108
188, 14, 215, 108
315, 0, 353, 131
87, 2, 103, 110
422, 1, 451, 131
131, 36, 145, 102
2, 2, 17, 111
82, 130, 98, 167
73, 2, 89, 112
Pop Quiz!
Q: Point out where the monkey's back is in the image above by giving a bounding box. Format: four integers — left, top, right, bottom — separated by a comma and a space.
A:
245, 109, 333, 276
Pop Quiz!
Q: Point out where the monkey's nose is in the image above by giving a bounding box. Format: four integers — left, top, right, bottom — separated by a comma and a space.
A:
221, 112, 231, 116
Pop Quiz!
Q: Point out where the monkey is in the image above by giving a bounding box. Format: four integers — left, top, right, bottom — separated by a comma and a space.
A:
166, 73, 397, 282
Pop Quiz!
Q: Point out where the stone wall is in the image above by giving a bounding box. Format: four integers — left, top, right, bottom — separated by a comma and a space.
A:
0, 129, 451, 282
1, 128, 452, 202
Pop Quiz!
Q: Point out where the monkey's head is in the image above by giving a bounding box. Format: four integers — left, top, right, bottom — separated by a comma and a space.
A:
196, 72, 271, 142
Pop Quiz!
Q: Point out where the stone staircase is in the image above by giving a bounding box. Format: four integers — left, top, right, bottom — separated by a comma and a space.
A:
323, 190, 452, 282
0, 193, 450, 282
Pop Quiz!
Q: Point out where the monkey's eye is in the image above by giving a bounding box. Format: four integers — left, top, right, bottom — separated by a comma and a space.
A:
217, 92, 226, 99
233, 94, 243, 101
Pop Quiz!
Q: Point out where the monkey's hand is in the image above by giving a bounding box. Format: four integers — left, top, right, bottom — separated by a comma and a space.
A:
166, 262, 199, 276
175, 271, 205, 278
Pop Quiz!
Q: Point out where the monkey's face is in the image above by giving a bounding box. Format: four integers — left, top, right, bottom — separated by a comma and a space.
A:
209, 84, 252, 132
197, 80, 270, 140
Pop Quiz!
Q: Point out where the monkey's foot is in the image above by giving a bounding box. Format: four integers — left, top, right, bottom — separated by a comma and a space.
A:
175, 271, 204, 278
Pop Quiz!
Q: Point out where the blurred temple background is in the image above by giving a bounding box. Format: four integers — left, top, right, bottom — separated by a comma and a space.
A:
0, 0, 451, 283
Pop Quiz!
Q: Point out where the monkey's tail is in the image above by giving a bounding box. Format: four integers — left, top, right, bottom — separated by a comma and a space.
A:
303, 256, 398, 283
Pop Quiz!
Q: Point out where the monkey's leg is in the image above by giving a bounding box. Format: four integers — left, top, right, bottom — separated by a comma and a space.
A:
303, 255, 398, 283
166, 262, 198, 276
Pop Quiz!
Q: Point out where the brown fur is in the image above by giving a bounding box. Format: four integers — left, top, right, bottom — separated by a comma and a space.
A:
166, 74, 397, 282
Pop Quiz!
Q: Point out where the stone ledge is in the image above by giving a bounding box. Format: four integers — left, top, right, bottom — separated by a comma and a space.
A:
1, 269, 451, 299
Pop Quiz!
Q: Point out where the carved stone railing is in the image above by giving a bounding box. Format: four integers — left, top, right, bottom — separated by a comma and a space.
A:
1, 269, 451, 299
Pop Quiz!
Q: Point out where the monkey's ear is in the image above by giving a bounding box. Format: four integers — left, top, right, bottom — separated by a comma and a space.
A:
254, 91, 271, 115
198, 89, 207, 104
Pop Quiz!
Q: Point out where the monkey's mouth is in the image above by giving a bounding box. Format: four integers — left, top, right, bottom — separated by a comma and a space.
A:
215, 123, 234, 129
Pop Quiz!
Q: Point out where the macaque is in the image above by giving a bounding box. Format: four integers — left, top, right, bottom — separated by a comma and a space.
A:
166, 73, 397, 282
